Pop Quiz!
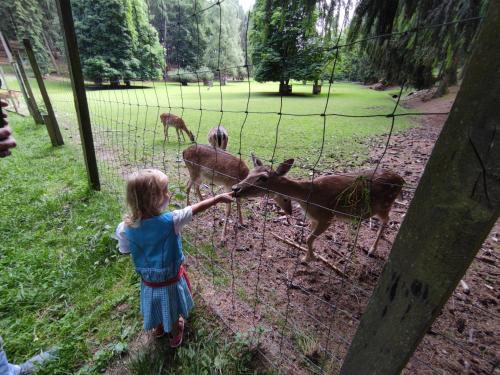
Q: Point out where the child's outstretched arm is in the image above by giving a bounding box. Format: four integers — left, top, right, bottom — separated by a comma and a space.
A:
191, 192, 234, 215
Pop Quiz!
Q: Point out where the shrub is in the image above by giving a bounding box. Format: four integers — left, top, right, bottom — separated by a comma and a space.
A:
83, 57, 120, 85
169, 68, 197, 85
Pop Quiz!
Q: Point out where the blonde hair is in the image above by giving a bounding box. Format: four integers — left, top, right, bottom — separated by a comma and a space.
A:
124, 169, 169, 226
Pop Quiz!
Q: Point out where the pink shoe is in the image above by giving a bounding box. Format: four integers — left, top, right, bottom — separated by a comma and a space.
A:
169, 320, 185, 348
154, 324, 165, 339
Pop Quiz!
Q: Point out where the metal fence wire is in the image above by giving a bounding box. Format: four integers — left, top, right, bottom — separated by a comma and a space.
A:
3, 2, 499, 374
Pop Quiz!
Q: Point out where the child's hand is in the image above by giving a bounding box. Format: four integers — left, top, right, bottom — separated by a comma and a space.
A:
215, 192, 234, 204
191, 192, 234, 215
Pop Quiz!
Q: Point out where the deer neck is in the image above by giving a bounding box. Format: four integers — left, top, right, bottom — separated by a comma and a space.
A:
270, 176, 311, 201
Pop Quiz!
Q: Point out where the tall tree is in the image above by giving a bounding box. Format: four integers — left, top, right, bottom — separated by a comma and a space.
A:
204, 0, 245, 81
147, 0, 208, 70
127, 0, 164, 80
0, 0, 51, 74
73, 0, 163, 84
348, 0, 488, 94
249, 0, 319, 94
37, 0, 65, 74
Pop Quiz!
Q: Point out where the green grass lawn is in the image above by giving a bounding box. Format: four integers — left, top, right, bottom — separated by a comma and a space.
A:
5, 75, 413, 179
0, 114, 266, 374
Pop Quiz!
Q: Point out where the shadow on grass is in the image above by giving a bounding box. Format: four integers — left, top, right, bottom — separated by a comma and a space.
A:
85, 85, 153, 91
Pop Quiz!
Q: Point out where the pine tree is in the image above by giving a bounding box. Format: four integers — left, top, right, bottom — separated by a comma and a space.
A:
147, 0, 208, 70
73, 0, 164, 85
128, 0, 164, 80
204, 0, 245, 82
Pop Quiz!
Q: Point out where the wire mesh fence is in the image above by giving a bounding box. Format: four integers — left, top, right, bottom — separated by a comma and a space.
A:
2, 1, 499, 374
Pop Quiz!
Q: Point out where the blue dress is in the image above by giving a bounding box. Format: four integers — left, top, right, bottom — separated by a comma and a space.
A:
124, 212, 194, 333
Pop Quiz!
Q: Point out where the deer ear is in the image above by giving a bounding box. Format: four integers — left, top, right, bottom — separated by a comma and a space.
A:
251, 153, 263, 167
276, 159, 294, 176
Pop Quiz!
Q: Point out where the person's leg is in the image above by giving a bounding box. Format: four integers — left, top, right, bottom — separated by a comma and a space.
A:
169, 317, 185, 348
0, 336, 57, 375
0, 336, 20, 375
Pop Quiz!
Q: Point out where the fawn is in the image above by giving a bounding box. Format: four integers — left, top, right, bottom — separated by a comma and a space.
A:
160, 113, 195, 143
0, 90, 21, 109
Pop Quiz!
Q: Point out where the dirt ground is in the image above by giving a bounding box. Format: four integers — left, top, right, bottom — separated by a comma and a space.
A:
105, 86, 498, 374
180, 86, 499, 374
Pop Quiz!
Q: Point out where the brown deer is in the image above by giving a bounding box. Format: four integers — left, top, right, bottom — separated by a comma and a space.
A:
207, 125, 228, 150
0, 90, 21, 110
183, 145, 291, 243
160, 113, 195, 143
232, 156, 405, 262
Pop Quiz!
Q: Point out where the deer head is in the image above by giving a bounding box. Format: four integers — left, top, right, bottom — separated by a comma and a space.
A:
232, 154, 294, 215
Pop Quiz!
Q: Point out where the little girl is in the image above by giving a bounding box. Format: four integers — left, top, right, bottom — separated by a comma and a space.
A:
115, 169, 233, 347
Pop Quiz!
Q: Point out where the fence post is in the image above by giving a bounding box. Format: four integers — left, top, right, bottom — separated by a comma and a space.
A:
0, 32, 33, 119
340, 3, 500, 374
14, 52, 45, 124
22, 39, 64, 146
55, 0, 100, 191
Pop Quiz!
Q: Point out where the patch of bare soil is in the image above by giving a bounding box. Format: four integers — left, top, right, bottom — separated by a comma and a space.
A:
181, 86, 498, 374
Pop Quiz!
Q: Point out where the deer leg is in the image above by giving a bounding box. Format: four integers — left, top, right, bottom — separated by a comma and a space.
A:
303, 220, 330, 263
221, 201, 232, 244
368, 216, 388, 256
186, 179, 193, 205
195, 183, 203, 202
164, 125, 169, 142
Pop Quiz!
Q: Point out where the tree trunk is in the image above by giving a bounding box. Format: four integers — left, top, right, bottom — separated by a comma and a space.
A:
433, 73, 450, 98
433, 56, 459, 98
313, 79, 322, 94
414, 65, 433, 90
42, 32, 61, 75
279, 80, 292, 95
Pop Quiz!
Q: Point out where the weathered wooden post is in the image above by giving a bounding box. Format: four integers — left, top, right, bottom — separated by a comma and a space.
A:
0, 32, 44, 123
22, 39, 64, 146
14, 52, 44, 124
340, 3, 499, 374
56, 0, 100, 190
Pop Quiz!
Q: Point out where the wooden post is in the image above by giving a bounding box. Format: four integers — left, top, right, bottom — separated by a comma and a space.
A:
56, 0, 100, 190
340, 3, 500, 374
0, 32, 44, 123
14, 52, 44, 124
23, 39, 64, 146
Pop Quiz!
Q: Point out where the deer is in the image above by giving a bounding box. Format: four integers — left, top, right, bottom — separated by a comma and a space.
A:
183, 145, 292, 243
207, 125, 228, 150
0, 90, 21, 109
232, 156, 405, 262
160, 113, 195, 143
